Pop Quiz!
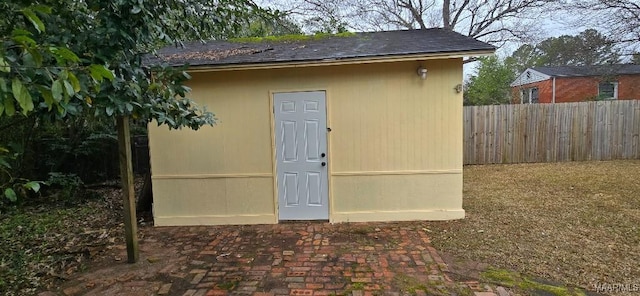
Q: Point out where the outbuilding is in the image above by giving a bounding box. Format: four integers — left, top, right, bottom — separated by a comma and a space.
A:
148, 29, 494, 226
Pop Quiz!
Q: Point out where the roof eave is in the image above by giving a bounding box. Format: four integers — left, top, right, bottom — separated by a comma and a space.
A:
510, 68, 552, 87
182, 49, 495, 73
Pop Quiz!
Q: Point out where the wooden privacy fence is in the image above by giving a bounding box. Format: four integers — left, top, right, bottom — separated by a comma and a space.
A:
463, 100, 640, 164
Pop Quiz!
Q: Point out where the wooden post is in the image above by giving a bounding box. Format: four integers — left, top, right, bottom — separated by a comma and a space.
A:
117, 115, 139, 263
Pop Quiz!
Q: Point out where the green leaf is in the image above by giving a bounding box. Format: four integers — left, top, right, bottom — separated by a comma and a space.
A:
0, 78, 5, 116
51, 47, 80, 63
40, 88, 54, 110
56, 103, 65, 115
0, 158, 10, 169
31, 5, 52, 14
52, 80, 63, 102
0, 56, 10, 73
68, 72, 81, 92
23, 181, 41, 193
125, 103, 133, 112
12, 35, 36, 46
63, 80, 74, 96
22, 8, 45, 33
26, 48, 43, 67
106, 106, 114, 116
11, 78, 22, 101
11, 79, 34, 115
65, 104, 78, 115
89, 64, 115, 82
4, 98, 15, 116
11, 29, 32, 37
4, 188, 17, 202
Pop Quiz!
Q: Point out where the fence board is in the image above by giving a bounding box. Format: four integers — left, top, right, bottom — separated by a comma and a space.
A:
463, 100, 640, 164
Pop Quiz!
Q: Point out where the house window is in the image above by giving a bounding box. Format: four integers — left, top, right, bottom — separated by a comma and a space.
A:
530, 88, 539, 103
598, 82, 618, 100
520, 87, 539, 104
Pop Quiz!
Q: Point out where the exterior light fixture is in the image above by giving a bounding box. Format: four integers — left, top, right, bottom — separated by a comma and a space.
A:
417, 67, 428, 80
455, 84, 463, 93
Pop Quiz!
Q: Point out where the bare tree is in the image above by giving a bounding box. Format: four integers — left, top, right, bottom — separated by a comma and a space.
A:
259, 0, 358, 33
573, 1, 639, 44
564, 0, 640, 59
264, 0, 557, 46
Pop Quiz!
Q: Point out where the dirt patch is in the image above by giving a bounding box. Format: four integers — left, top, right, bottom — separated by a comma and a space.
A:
425, 160, 640, 294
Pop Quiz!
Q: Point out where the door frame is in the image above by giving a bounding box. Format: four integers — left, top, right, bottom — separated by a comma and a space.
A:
269, 89, 333, 222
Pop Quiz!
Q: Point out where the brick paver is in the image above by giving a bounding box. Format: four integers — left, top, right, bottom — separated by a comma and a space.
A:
54, 222, 502, 295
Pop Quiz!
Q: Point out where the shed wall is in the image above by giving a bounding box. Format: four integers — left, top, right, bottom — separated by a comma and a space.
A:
149, 59, 465, 225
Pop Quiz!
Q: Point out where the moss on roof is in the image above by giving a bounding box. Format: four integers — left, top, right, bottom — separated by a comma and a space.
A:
229, 32, 356, 43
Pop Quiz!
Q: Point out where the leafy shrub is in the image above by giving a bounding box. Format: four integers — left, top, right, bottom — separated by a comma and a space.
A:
0, 146, 42, 209
45, 172, 84, 203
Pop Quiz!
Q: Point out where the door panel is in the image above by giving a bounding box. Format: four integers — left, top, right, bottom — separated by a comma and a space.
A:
274, 91, 329, 220
281, 121, 298, 161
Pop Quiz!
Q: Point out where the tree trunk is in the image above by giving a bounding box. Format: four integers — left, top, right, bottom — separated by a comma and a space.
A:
443, 0, 451, 30
117, 116, 139, 263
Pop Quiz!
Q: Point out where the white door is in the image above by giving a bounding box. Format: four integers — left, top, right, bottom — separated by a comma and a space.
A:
274, 91, 329, 220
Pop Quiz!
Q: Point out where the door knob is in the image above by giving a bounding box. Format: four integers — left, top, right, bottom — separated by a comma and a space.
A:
321, 162, 326, 166
321, 153, 326, 157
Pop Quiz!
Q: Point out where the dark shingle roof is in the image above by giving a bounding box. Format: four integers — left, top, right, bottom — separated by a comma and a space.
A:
150, 29, 494, 68
532, 64, 640, 77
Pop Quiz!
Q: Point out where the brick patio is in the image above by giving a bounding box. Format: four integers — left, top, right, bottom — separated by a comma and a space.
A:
54, 222, 498, 296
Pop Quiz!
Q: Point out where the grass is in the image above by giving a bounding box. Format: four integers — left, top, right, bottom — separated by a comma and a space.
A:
426, 160, 640, 292
481, 268, 586, 296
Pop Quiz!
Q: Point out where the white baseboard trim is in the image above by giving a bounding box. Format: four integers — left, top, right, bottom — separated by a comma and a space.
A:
154, 210, 465, 226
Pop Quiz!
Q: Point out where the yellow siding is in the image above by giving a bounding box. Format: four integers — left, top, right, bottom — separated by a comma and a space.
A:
152, 178, 275, 225
149, 59, 465, 225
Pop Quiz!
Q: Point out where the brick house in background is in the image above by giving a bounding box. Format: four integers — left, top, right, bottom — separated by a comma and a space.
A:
510, 64, 640, 104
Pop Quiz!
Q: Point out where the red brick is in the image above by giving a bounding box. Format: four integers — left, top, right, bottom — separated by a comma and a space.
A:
325, 283, 346, 289
352, 278, 373, 283
306, 283, 324, 289
206, 289, 227, 296
290, 289, 313, 295
314, 277, 331, 283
